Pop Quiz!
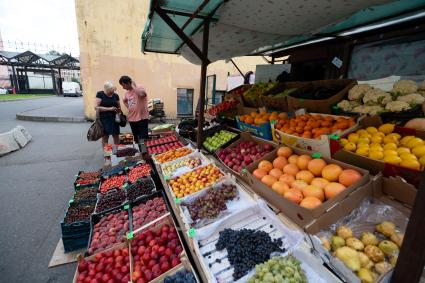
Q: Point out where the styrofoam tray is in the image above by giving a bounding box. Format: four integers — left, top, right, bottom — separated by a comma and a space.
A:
166, 163, 227, 202
180, 175, 257, 229
151, 144, 195, 165
192, 200, 303, 283
160, 151, 212, 179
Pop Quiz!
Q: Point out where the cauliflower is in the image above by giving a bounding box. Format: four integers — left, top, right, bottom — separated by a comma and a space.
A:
348, 84, 372, 101
353, 105, 384, 115
396, 93, 425, 105
362, 89, 392, 106
392, 80, 418, 94
385, 101, 411, 112
337, 100, 352, 111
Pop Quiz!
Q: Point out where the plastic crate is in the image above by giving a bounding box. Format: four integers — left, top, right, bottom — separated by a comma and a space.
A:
63, 235, 90, 253
94, 189, 128, 214
60, 202, 94, 237
129, 190, 171, 232
87, 207, 131, 255
126, 176, 156, 203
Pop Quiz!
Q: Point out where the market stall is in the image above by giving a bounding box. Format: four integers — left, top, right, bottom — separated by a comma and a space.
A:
57, 1, 425, 282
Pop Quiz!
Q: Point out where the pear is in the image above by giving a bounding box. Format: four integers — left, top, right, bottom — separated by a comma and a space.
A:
364, 245, 384, 263
376, 221, 395, 237
336, 226, 353, 239
358, 252, 374, 269
375, 261, 392, 275
378, 240, 399, 256
331, 236, 346, 251
360, 232, 379, 246
336, 246, 361, 271
358, 268, 374, 283
390, 233, 404, 247
346, 237, 365, 251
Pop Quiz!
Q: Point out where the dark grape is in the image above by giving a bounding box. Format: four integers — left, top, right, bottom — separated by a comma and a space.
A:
95, 189, 126, 213
64, 203, 95, 223
183, 184, 237, 222
163, 269, 196, 283
216, 228, 285, 280
127, 177, 155, 202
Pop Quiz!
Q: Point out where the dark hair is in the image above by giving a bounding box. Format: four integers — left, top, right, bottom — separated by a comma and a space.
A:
119, 75, 132, 85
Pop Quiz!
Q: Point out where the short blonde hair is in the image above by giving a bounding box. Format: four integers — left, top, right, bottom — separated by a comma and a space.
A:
103, 81, 116, 93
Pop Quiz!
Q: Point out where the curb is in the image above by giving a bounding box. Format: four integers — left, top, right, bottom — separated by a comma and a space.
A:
16, 113, 88, 123
0, 96, 56, 103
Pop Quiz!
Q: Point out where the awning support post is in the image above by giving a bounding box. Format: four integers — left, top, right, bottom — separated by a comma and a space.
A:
196, 19, 210, 148
229, 59, 244, 77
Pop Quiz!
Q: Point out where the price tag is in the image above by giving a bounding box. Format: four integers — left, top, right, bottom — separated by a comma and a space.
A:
175, 197, 181, 204
332, 57, 343, 69
124, 204, 129, 210
76, 184, 80, 187
69, 199, 74, 204
164, 175, 170, 181
187, 228, 196, 238
125, 167, 129, 170
123, 183, 128, 188
311, 152, 322, 159
126, 232, 134, 240
241, 168, 247, 174
330, 134, 340, 140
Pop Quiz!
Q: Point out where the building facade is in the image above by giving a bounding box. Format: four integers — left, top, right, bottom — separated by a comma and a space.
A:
75, 0, 264, 120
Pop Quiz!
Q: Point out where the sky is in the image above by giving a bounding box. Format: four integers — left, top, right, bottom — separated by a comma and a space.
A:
0, 0, 79, 55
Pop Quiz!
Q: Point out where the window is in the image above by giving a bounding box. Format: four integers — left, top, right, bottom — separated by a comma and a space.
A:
177, 88, 193, 117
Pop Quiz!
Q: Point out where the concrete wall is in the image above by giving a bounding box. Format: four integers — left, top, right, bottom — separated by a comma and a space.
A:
75, 0, 263, 120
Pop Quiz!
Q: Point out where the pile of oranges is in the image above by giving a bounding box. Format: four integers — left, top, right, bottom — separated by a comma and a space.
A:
239, 110, 288, 126
275, 114, 355, 140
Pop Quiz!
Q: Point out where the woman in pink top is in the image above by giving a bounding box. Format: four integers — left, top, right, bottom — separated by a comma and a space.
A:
119, 75, 149, 145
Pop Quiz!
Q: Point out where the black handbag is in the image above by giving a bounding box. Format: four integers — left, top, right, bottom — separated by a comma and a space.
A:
115, 110, 127, 127
87, 110, 104, 141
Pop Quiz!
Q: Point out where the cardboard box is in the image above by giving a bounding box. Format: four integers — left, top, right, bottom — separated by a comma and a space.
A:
287, 79, 357, 114
331, 115, 425, 186
243, 146, 370, 228
236, 117, 273, 140
215, 131, 278, 178
271, 112, 359, 158
261, 81, 311, 111
306, 174, 415, 283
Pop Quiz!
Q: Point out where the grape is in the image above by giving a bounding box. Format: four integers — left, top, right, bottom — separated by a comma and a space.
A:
215, 228, 285, 280
183, 184, 237, 222
162, 269, 196, 283
248, 256, 308, 283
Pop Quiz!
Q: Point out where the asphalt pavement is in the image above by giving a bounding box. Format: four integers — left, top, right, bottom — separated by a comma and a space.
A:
0, 97, 102, 283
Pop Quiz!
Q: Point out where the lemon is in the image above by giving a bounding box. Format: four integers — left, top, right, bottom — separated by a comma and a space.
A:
400, 159, 420, 170
400, 136, 415, 146
366, 127, 378, 134
412, 145, 425, 158
383, 143, 397, 150
359, 133, 372, 140
369, 151, 384, 160
348, 133, 359, 143
340, 138, 349, 146
371, 135, 383, 144
374, 132, 385, 138
397, 147, 410, 155
383, 150, 398, 156
358, 137, 370, 144
356, 129, 368, 136
370, 144, 383, 151
383, 135, 399, 144
387, 133, 401, 140
344, 142, 356, 152
419, 155, 425, 167
406, 138, 424, 149
400, 153, 417, 160
357, 144, 369, 149
378, 123, 395, 134
356, 147, 369, 156
384, 155, 402, 165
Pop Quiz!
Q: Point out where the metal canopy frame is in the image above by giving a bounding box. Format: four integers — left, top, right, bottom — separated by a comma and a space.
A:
144, 3, 425, 282
151, 0, 217, 148
0, 50, 79, 94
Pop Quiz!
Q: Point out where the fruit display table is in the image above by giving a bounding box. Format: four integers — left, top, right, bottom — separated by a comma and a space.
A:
65, 114, 420, 283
